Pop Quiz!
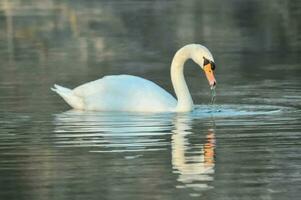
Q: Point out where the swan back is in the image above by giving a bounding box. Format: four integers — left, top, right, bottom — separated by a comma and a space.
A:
72, 75, 177, 112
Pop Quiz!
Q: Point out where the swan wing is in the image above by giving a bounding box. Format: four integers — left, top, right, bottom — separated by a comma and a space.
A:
51, 84, 84, 109
58, 75, 176, 112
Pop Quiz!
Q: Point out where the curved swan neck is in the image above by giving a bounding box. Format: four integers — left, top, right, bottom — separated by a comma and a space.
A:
171, 45, 194, 112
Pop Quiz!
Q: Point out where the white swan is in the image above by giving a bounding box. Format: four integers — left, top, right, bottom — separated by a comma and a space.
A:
51, 44, 217, 112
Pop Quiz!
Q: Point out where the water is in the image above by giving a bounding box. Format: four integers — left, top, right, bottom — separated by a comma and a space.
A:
210, 88, 216, 105
0, 0, 301, 200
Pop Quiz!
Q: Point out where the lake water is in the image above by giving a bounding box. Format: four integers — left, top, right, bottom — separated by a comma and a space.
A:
0, 0, 301, 199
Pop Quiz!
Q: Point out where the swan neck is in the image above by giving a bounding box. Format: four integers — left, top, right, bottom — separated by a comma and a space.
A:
171, 46, 194, 112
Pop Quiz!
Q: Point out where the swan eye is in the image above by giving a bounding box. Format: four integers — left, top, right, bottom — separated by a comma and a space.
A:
203, 57, 215, 71
203, 57, 210, 66
211, 62, 216, 71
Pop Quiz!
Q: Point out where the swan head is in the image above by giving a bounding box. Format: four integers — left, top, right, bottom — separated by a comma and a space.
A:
190, 44, 217, 88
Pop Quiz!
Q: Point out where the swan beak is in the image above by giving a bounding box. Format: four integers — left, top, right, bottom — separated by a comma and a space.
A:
203, 63, 216, 88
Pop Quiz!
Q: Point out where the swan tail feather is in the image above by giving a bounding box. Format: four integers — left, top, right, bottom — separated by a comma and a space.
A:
51, 84, 84, 110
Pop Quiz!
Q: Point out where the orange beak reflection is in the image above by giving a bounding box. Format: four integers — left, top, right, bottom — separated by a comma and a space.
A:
203, 63, 216, 88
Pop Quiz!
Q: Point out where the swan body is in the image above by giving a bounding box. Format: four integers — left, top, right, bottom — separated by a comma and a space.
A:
52, 44, 216, 112
52, 75, 177, 112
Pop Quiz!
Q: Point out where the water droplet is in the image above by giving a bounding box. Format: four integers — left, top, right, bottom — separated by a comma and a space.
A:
210, 87, 216, 105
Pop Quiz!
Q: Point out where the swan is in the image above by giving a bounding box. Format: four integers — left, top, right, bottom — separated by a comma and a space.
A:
51, 44, 217, 112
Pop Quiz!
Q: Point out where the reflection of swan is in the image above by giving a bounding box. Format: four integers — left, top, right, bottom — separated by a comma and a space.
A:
51, 44, 216, 112
53, 110, 216, 193
53, 110, 174, 152
172, 115, 215, 191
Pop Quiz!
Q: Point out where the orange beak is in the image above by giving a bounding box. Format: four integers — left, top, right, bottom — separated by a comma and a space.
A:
203, 63, 216, 88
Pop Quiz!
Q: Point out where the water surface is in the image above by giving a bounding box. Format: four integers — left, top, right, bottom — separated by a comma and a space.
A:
0, 0, 301, 200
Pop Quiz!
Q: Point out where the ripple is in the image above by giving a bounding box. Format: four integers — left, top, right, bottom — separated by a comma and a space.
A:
52, 104, 292, 152
192, 104, 292, 118
0, 103, 291, 154
51, 104, 288, 189
52, 110, 174, 152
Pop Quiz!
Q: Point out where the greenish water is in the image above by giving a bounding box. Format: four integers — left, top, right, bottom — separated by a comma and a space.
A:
0, 0, 301, 200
